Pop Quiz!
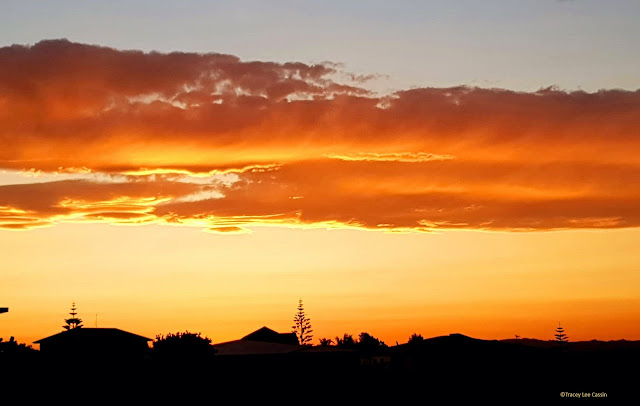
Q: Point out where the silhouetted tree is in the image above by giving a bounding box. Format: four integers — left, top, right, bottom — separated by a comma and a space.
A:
335, 333, 356, 348
62, 302, 83, 330
0, 337, 37, 355
358, 332, 387, 350
408, 333, 424, 344
153, 331, 217, 361
318, 338, 333, 347
291, 299, 313, 345
0, 336, 39, 365
555, 323, 569, 343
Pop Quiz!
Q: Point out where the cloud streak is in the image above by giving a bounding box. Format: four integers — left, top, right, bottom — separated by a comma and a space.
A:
0, 40, 638, 231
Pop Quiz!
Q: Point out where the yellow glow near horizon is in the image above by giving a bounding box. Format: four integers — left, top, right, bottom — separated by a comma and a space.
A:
2, 224, 639, 346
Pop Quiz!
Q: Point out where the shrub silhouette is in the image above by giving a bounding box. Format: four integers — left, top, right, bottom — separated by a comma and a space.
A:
357, 332, 387, 354
318, 338, 333, 346
153, 331, 217, 362
0, 336, 38, 356
0, 336, 39, 365
335, 333, 356, 348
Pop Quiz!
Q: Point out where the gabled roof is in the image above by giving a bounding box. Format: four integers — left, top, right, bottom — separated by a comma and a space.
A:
34, 328, 151, 344
211, 326, 301, 355
242, 326, 299, 345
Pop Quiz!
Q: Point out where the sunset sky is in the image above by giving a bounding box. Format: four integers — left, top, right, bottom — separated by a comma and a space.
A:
1, 1, 639, 346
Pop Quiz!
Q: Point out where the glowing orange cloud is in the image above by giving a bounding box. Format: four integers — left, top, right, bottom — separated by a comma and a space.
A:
0, 40, 639, 231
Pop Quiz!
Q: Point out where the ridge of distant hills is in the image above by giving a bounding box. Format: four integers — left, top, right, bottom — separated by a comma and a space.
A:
499, 336, 640, 350
394, 332, 640, 352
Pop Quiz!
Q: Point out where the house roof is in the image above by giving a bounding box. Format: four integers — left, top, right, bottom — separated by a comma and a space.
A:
211, 326, 302, 355
241, 326, 299, 345
34, 328, 151, 344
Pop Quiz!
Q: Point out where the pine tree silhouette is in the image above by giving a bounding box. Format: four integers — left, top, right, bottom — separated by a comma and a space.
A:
291, 299, 313, 345
555, 322, 568, 343
63, 302, 83, 330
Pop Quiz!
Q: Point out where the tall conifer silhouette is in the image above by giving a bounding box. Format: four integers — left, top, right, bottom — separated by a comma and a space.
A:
63, 302, 83, 330
555, 322, 568, 342
291, 299, 313, 345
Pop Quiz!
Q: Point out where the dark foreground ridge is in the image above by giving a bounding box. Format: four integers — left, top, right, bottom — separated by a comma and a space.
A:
2, 332, 636, 400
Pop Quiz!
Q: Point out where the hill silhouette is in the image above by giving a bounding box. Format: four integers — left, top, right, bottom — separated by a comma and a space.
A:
385, 333, 635, 400
501, 336, 640, 350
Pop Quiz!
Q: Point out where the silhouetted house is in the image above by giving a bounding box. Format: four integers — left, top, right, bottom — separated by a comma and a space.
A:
242, 326, 299, 345
213, 327, 358, 374
214, 327, 300, 356
34, 328, 151, 362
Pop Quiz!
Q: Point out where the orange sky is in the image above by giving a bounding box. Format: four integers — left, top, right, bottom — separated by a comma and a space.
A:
1, 40, 639, 346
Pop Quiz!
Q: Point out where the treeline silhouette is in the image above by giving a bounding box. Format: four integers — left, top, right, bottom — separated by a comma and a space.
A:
153, 331, 217, 361
0, 336, 39, 361
319, 332, 386, 349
